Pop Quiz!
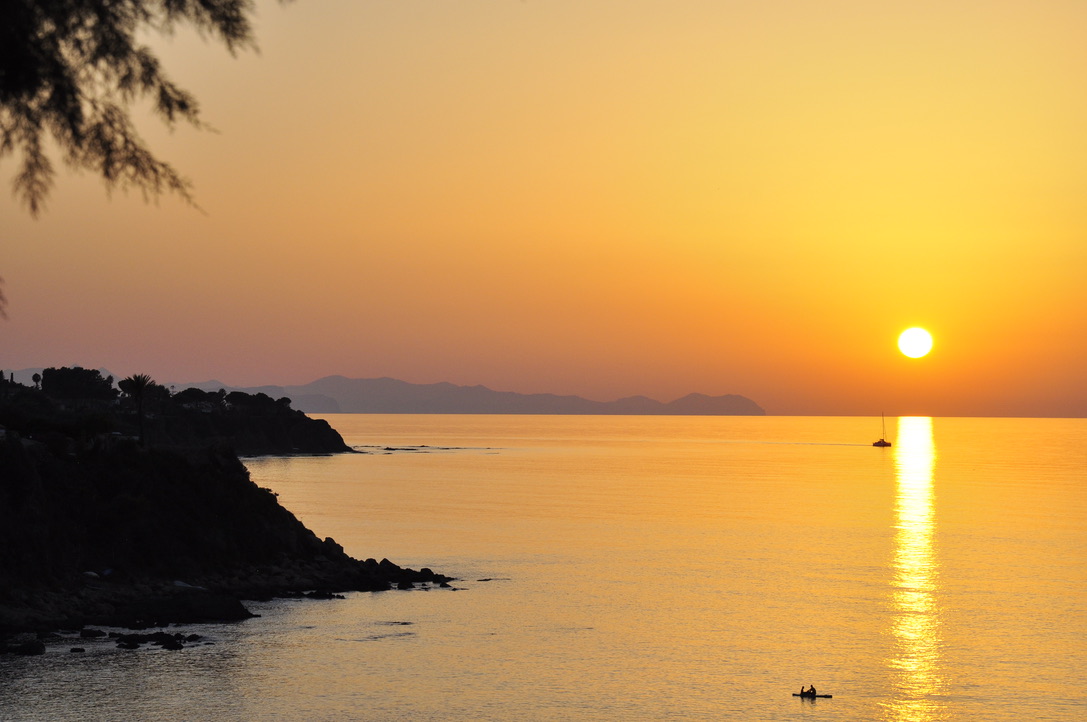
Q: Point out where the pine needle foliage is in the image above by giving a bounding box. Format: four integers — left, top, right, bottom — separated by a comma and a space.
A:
0, 0, 269, 215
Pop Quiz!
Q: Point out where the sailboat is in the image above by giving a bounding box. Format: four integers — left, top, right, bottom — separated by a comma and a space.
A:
872, 413, 892, 447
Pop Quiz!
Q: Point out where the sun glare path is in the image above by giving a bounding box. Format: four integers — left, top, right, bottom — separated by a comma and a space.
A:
886, 416, 945, 722
898, 328, 933, 358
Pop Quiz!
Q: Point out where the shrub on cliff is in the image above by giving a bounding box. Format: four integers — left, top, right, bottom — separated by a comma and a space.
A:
0, 370, 351, 455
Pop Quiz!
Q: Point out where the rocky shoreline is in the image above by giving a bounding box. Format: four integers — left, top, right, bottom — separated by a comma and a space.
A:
1, 555, 452, 645
0, 378, 454, 649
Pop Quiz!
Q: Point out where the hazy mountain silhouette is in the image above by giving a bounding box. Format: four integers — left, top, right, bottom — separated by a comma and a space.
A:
181, 376, 765, 416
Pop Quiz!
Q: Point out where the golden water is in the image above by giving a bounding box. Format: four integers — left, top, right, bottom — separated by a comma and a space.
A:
2, 415, 1084, 720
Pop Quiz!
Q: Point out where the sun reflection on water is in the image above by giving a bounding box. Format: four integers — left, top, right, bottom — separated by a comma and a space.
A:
886, 416, 946, 722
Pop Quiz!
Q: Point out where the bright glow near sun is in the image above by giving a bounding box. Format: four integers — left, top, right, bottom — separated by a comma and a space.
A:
899, 328, 934, 358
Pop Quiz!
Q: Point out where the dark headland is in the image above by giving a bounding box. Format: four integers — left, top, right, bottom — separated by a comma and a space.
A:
0, 369, 451, 649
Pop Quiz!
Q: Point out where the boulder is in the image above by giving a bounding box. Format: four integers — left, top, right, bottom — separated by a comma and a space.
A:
116, 590, 256, 627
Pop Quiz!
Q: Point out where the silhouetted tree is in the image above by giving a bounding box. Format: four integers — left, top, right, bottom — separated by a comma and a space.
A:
41, 367, 118, 401
119, 373, 154, 445
31, 372, 41, 390
0, 0, 277, 216
174, 386, 213, 406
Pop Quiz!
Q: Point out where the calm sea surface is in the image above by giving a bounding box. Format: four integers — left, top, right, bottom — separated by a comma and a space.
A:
2, 415, 1085, 721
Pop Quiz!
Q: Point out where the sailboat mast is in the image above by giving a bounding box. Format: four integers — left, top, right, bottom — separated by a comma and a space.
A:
873, 412, 892, 447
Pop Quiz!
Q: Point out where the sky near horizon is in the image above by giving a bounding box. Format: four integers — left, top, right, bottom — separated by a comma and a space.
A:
3, 1, 1085, 416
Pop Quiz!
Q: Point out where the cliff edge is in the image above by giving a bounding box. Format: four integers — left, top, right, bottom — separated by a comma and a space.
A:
0, 375, 449, 638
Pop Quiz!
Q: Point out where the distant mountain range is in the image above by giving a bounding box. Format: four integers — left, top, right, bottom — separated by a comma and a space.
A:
182, 376, 766, 416
6, 369, 764, 416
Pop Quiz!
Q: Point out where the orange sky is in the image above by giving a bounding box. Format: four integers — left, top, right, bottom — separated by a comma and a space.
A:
3, 1, 1085, 416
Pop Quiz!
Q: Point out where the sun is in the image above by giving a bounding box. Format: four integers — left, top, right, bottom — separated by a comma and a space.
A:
898, 327, 933, 358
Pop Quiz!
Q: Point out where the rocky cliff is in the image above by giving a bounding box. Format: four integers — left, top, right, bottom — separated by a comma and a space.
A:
0, 379, 449, 639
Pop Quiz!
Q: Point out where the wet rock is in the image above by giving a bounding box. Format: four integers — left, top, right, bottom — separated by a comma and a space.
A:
113, 631, 192, 651
157, 636, 184, 651
119, 590, 255, 627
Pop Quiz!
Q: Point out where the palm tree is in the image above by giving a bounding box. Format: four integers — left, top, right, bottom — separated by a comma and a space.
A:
119, 374, 155, 446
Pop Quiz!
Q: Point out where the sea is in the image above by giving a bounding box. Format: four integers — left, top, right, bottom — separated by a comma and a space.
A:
1, 415, 1084, 721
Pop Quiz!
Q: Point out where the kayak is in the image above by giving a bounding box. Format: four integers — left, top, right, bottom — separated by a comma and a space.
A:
793, 693, 833, 698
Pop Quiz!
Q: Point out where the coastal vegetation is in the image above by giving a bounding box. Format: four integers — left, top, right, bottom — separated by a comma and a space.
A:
1, 366, 352, 456
1, 0, 270, 215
